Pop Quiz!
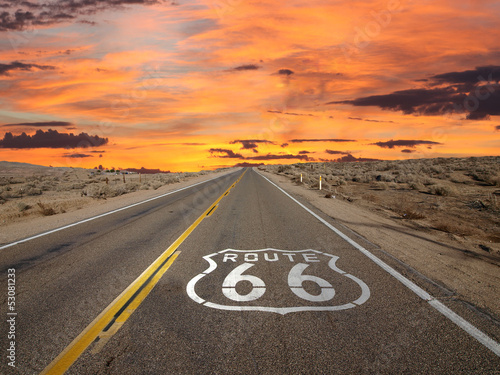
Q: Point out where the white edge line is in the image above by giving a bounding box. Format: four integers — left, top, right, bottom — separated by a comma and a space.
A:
255, 169, 500, 358
0, 170, 239, 251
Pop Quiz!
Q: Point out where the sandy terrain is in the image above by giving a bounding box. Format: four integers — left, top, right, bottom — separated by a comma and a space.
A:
0, 162, 237, 244
258, 157, 500, 319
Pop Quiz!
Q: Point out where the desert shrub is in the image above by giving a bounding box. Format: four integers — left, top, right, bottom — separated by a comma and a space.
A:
277, 165, 292, 173
37, 202, 56, 216
409, 181, 425, 191
150, 181, 162, 190
83, 184, 112, 198
125, 182, 140, 192
428, 184, 457, 196
371, 182, 388, 190
17, 202, 31, 212
26, 187, 42, 196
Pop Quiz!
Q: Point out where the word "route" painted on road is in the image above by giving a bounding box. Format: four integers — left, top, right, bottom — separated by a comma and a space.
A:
187, 248, 370, 315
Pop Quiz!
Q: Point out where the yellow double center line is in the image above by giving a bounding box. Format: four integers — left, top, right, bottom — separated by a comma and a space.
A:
42, 169, 247, 374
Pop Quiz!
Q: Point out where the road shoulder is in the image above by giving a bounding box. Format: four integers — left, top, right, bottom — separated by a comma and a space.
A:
257, 169, 500, 319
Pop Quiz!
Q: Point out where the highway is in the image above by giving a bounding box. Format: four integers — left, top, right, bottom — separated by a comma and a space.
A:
1, 168, 499, 374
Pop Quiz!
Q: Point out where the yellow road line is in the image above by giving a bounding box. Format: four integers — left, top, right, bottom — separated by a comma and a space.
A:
41, 169, 246, 375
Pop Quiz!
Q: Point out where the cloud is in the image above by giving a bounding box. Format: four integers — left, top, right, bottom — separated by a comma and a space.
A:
348, 117, 394, 123
370, 139, 442, 149
401, 149, 415, 153
431, 65, 500, 85
277, 69, 294, 76
289, 138, 356, 143
0, 129, 109, 149
63, 153, 93, 158
298, 150, 312, 154
209, 148, 311, 161
229, 139, 274, 153
331, 66, 500, 120
325, 149, 349, 155
267, 110, 315, 117
232, 64, 261, 71
2, 121, 72, 127
280, 143, 289, 148
0, 61, 56, 76
245, 153, 311, 161
209, 148, 243, 158
496, 125, 500, 131
0, 0, 162, 31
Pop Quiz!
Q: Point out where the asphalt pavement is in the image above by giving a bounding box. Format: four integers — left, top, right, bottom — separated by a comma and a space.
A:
1, 168, 499, 374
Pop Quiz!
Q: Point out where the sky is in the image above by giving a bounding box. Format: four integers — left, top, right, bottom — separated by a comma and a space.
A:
0, 0, 499, 171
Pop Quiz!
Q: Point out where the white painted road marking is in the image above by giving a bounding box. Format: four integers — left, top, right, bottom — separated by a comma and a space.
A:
0, 171, 237, 251
186, 248, 370, 314
256, 170, 500, 357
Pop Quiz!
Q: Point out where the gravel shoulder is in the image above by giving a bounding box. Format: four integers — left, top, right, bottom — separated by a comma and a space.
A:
257, 169, 500, 319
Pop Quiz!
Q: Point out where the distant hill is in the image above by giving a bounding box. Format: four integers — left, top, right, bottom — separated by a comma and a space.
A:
125, 167, 171, 174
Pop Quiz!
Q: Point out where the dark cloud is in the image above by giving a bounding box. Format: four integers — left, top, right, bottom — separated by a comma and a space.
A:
277, 69, 294, 76
325, 149, 349, 155
401, 149, 415, 153
0, 0, 161, 31
267, 110, 315, 117
0, 129, 108, 149
280, 143, 288, 148
298, 150, 312, 154
209, 148, 311, 161
209, 148, 243, 158
232, 64, 260, 71
330, 66, 500, 120
496, 125, 500, 131
348, 116, 395, 123
289, 138, 356, 143
229, 139, 274, 153
63, 153, 93, 158
2, 121, 72, 127
246, 153, 311, 161
0, 61, 55, 75
370, 139, 442, 149
88, 150, 105, 153
431, 65, 500, 85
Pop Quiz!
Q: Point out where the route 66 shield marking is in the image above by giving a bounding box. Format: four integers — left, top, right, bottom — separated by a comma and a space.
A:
186, 249, 370, 315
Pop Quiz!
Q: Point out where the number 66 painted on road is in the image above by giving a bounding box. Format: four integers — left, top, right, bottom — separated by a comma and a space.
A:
187, 249, 370, 314
222, 262, 335, 302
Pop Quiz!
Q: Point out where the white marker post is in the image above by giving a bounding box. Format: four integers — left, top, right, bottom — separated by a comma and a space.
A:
300, 173, 303, 183
319, 175, 322, 190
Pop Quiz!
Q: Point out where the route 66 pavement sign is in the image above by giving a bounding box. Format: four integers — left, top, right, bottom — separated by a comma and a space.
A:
187, 249, 370, 315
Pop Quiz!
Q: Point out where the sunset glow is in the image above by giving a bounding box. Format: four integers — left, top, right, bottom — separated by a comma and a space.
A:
1, 0, 499, 171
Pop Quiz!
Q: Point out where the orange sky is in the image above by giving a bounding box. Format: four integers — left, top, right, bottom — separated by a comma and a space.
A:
0, 0, 499, 171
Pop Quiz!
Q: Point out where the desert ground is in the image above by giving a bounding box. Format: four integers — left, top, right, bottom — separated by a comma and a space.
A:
260, 156, 500, 318
1, 157, 499, 320
0, 162, 231, 243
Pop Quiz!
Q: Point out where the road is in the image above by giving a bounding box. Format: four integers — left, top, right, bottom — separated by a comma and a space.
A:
1, 167, 499, 374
